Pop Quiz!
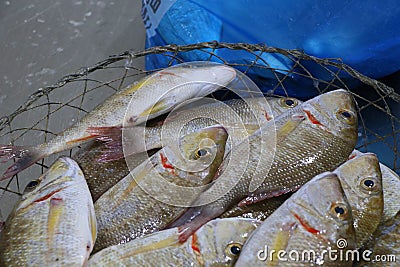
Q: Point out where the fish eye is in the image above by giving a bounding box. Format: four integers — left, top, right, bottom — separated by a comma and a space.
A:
335, 206, 345, 215
360, 177, 381, 194
364, 179, 374, 188
24, 179, 41, 193
226, 243, 243, 257
330, 202, 349, 220
280, 98, 298, 108
336, 109, 356, 125
193, 148, 210, 160
341, 111, 352, 118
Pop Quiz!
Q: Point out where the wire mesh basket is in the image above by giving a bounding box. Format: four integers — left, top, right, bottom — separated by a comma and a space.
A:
0, 41, 399, 218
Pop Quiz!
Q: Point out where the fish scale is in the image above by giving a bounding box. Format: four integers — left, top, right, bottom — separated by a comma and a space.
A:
354, 211, 400, 267
73, 141, 158, 201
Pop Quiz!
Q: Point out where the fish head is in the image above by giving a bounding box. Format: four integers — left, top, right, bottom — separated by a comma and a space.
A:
289, 172, 355, 250
194, 218, 261, 266
334, 153, 383, 248
173, 63, 237, 96
5, 157, 96, 266
169, 125, 228, 178
19, 157, 83, 208
302, 89, 358, 144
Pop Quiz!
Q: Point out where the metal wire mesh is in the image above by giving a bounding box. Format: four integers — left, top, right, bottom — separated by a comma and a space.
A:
0, 41, 399, 217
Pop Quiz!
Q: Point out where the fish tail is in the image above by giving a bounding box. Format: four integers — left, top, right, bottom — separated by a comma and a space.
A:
87, 126, 150, 162
87, 126, 124, 162
0, 145, 45, 180
238, 185, 302, 206
167, 206, 217, 243
177, 213, 213, 243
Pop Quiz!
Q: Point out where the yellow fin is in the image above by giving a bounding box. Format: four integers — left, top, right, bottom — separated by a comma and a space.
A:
47, 198, 64, 247
276, 114, 305, 143
139, 99, 168, 117
124, 77, 156, 95
89, 204, 97, 246
269, 223, 296, 266
120, 234, 180, 259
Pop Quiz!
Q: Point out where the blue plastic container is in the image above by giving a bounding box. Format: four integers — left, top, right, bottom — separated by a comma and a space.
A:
142, 0, 400, 98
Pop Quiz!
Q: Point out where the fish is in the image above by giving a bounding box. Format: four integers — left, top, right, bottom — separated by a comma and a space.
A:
0, 63, 236, 180
93, 125, 228, 253
350, 149, 400, 222
168, 89, 358, 242
220, 193, 291, 221
334, 152, 383, 249
88, 96, 303, 162
235, 172, 356, 266
221, 152, 384, 242
354, 211, 400, 267
88, 218, 260, 267
72, 141, 158, 201
0, 157, 96, 267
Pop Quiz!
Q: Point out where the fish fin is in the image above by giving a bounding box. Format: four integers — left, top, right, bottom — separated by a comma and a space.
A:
138, 98, 168, 118
87, 126, 124, 162
238, 185, 301, 207
167, 206, 220, 243
269, 222, 297, 266
176, 214, 211, 243
276, 113, 305, 143
0, 145, 45, 180
88, 202, 97, 248
121, 235, 180, 259
87, 126, 123, 145
87, 126, 151, 162
47, 197, 64, 247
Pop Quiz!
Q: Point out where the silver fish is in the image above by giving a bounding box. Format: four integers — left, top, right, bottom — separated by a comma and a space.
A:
350, 149, 400, 222
0, 157, 96, 266
88, 218, 260, 267
334, 152, 383, 249
88, 96, 303, 161
0, 63, 236, 180
93, 125, 228, 253
236, 172, 356, 267
169, 89, 358, 243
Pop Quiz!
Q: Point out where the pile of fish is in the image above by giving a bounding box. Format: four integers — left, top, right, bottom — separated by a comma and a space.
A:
0, 62, 398, 266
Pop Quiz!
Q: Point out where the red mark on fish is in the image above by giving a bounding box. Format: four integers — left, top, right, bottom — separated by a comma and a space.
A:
158, 71, 181, 78
303, 110, 323, 126
264, 110, 273, 121
191, 233, 201, 254
348, 153, 357, 160
160, 153, 174, 170
292, 213, 320, 235
34, 188, 64, 203
66, 134, 96, 145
